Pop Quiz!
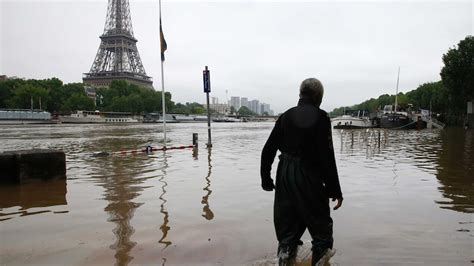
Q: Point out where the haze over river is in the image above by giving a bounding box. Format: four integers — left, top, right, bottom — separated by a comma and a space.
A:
0, 123, 472, 265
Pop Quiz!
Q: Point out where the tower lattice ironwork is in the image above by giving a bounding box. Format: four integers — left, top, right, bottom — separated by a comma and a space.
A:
83, 0, 153, 88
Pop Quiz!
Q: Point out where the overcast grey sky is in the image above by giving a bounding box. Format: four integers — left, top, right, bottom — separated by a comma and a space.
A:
1, 0, 472, 113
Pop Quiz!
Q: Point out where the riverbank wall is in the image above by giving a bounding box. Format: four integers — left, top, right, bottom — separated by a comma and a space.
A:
0, 150, 66, 183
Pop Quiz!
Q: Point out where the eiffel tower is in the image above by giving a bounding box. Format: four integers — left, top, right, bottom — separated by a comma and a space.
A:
83, 0, 153, 88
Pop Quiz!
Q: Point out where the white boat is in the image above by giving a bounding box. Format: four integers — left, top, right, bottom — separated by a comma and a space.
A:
332, 110, 375, 129
157, 114, 179, 123
60, 111, 139, 124
173, 114, 195, 122
212, 116, 242, 122
61, 110, 105, 123
193, 115, 208, 122
0, 109, 54, 125
143, 113, 179, 123
105, 116, 139, 123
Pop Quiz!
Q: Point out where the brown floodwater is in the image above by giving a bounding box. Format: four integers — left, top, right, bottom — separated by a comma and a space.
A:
0, 123, 472, 265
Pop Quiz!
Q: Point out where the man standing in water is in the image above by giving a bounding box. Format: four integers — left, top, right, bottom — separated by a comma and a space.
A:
260, 78, 343, 266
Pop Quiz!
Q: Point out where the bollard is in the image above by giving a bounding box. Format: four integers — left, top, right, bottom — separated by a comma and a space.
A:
193, 133, 198, 147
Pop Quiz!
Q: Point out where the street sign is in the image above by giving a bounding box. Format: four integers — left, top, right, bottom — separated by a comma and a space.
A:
203, 66, 212, 147
203, 66, 210, 93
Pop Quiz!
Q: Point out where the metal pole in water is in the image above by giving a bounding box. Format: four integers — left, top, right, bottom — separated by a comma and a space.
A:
203, 66, 212, 147
159, 0, 167, 147
378, 130, 381, 148
193, 133, 198, 147
206, 91, 212, 147
192, 133, 199, 159
394, 66, 400, 113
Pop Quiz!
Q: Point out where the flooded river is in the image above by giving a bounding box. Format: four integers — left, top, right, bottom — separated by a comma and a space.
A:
0, 123, 472, 265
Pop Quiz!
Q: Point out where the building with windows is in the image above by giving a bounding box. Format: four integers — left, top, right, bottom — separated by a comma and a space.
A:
206, 103, 230, 114
230, 96, 241, 110
210, 94, 274, 116
249, 100, 260, 114
241, 97, 249, 109
261, 103, 272, 115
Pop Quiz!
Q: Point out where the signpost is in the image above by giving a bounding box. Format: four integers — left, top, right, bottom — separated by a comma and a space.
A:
203, 66, 212, 147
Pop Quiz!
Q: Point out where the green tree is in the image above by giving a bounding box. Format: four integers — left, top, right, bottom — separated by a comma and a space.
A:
176, 102, 206, 114
49, 83, 85, 112
62, 93, 95, 111
128, 94, 144, 114
238, 106, 256, 116
108, 96, 129, 112
440, 35, 474, 124
0, 79, 19, 108
405, 81, 446, 112
193, 106, 205, 114
141, 90, 161, 113
164, 92, 175, 112
6, 83, 49, 109
172, 103, 190, 114
109, 80, 130, 96
0, 77, 202, 117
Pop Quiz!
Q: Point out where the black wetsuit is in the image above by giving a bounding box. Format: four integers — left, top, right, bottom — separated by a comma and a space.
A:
260, 98, 343, 254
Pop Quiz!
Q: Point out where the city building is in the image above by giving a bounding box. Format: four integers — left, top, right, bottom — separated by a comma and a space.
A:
230, 96, 241, 110
209, 94, 274, 116
241, 97, 249, 109
206, 103, 230, 114
261, 103, 271, 115
249, 99, 260, 114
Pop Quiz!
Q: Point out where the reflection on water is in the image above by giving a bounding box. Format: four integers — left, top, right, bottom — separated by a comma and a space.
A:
201, 147, 214, 221
85, 136, 161, 266
94, 159, 138, 265
0, 179, 67, 221
336, 128, 474, 214
158, 153, 172, 249
436, 128, 474, 213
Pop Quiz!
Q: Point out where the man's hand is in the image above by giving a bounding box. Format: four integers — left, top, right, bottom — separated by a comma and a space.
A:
262, 179, 275, 191
332, 197, 343, 210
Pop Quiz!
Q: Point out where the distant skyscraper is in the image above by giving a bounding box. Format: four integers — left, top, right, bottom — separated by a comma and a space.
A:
260, 103, 270, 115
230, 96, 241, 110
241, 97, 249, 109
250, 99, 260, 114
211, 97, 218, 105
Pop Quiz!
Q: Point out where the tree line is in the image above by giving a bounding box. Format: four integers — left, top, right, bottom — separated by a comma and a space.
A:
0, 78, 208, 115
0, 77, 263, 116
329, 36, 473, 126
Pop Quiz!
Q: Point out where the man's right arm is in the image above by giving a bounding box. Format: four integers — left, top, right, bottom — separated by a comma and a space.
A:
316, 113, 343, 199
260, 117, 282, 191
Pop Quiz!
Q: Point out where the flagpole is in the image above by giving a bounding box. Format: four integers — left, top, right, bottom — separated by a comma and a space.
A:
159, 0, 167, 147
